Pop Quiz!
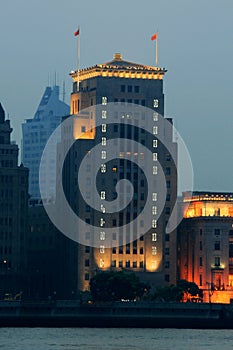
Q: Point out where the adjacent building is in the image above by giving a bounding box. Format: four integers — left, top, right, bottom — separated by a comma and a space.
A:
0, 103, 28, 297
178, 191, 233, 303
57, 53, 178, 291
22, 85, 69, 200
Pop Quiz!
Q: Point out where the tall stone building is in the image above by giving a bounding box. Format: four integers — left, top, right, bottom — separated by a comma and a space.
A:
178, 191, 233, 303
55, 53, 178, 291
0, 103, 28, 297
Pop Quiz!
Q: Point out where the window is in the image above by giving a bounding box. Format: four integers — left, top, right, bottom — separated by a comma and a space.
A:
100, 259, 104, 268
85, 273, 89, 281
152, 219, 157, 228
165, 274, 170, 282
153, 99, 159, 108
120, 85, 125, 92
100, 231, 105, 241
153, 139, 158, 148
165, 261, 170, 269
153, 112, 158, 121
102, 110, 107, 119
102, 137, 107, 146
112, 247, 116, 254
102, 97, 107, 105
140, 247, 144, 254
100, 218, 105, 227
128, 85, 132, 93
152, 206, 157, 215
152, 166, 158, 175
140, 261, 144, 268
152, 246, 157, 255
126, 260, 130, 268
119, 261, 123, 268
152, 193, 157, 201
85, 232, 90, 240
153, 126, 158, 135
215, 229, 220, 235
112, 260, 116, 267
81, 126, 86, 132
214, 241, 220, 250
165, 234, 170, 242
85, 246, 90, 253
100, 245, 105, 254
166, 193, 171, 202
200, 241, 203, 251
152, 233, 157, 241
200, 274, 203, 287
101, 150, 106, 159
85, 259, 89, 267
166, 181, 171, 189
214, 257, 220, 267
135, 86, 140, 93
166, 167, 171, 175
101, 164, 106, 173
153, 153, 158, 161
133, 261, 137, 268
165, 207, 170, 215
165, 247, 170, 255
100, 191, 105, 199
200, 257, 203, 266
102, 124, 106, 132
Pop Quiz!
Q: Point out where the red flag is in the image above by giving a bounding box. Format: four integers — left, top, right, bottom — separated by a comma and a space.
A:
74, 27, 80, 36
151, 32, 158, 41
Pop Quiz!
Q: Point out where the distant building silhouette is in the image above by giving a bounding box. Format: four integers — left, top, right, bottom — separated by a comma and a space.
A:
22, 85, 69, 201
0, 102, 28, 297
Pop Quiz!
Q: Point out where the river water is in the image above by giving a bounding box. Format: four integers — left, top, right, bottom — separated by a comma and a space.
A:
0, 328, 233, 350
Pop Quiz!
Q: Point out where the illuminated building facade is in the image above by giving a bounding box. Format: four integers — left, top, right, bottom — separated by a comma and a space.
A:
178, 191, 233, 303
61, 53, 177, 291
0, 103, 28, 297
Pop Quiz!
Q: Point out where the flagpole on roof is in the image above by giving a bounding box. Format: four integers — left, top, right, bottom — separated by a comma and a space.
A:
155, 31, 158, 67
74, 26, 80, 91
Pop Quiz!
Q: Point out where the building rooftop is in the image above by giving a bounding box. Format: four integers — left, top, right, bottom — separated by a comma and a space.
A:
70, 53, 167, 82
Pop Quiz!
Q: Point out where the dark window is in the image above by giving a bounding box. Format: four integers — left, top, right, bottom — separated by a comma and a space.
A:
135, 86, 140, 93
166, 167, 171, 175
200, 241, 203, 251
165, 261, 170, 268
166, 181, 171, 189
85, 273, 89, 281
166, 194, 171, 202
112, 260, 116, 267
165, 234, 170, 242
141, 100, 145, 106
119, 261, 123, 268
133, 262, 137, 268
214, 241, 220, 250
85, 246, 90, 253
120, 85, 125, 92
85, 259, 89, 267
140, 247, 144, 254
119, 246, 123, 254
200, 257, 203, 266
165, 274, 170, 282
165, 247, 170, 255
200, 274, 203, 286
112, 247, 116, 254
200, 229, 203, 236
165, 207, 170, 215
128, 85, 132, 93
214, 257, 220, 267
215, 229, 220, 235
125, 260, 130, 268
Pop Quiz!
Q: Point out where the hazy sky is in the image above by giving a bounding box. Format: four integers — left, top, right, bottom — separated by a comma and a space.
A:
0, 0, 232, 192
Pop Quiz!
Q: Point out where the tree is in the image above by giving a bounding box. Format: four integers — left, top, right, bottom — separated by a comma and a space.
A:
90, 271, 149, 302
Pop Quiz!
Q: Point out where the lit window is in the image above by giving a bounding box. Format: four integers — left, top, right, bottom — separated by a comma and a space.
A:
153, 126, 158, 135
100, 231, 105, 240
153, 112, 158, 121
100, 259, 104, 267
102, 97, 107, 105
153, 99, 159, 108
152, 219, 157, 228
100, 191, 105, 199
100, 218, 105, 227
102, 124, 107, 132
152, 233, 157, 241
101, 150, 106, 159
152, 246, 157, 255
153, 139, 158, 148
153, 166, 158, 175
112, 167, 117, 172
101, 164, 106, 173
100, 204, 106, 213
102, 110, 107, 119
152, 192, 157, 201
153, 153, 158, 161
152, 206, 157, 215
100, 245, 105, 254
152, 260, 156, 268
102, 137, 107, 146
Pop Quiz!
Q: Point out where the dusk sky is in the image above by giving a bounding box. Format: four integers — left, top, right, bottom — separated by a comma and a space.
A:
0, 0, 232, 192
